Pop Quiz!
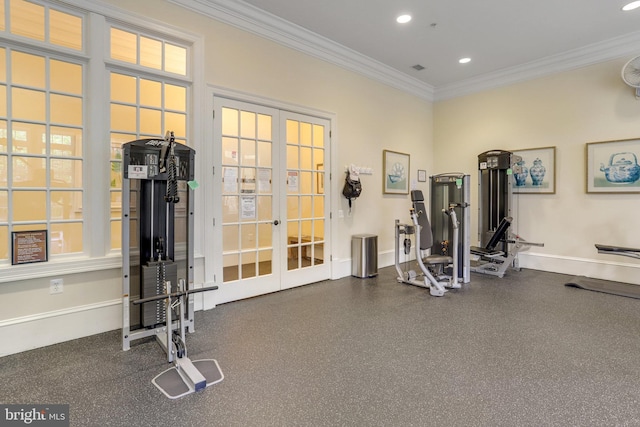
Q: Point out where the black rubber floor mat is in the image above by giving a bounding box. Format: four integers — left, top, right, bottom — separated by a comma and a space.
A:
565, 276, 640, 299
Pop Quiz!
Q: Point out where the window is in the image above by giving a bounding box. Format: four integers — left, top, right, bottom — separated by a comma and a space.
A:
0, 0, 195, 271
108, 26, 189, 250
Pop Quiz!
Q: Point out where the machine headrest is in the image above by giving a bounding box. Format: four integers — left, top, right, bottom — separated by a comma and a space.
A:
410, 190, 424, 202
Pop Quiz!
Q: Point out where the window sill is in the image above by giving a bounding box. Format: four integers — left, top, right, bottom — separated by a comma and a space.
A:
0, 255, 123, 283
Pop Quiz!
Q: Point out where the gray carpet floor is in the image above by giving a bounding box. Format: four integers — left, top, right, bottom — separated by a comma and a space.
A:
2, 266, 640, 426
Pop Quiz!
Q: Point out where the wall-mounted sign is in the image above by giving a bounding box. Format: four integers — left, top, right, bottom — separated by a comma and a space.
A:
12, 230, 48, 265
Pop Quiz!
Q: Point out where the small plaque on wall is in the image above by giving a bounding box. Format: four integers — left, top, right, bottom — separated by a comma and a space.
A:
12, 230, 48, 265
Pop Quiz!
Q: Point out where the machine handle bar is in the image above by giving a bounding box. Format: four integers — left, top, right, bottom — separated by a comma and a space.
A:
132, 285, 219, 305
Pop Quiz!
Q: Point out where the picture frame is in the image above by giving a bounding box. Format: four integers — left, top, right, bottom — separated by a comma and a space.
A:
512, 146, 556, 194
383, 150, 410, 194
586, 138, 640, 193
417, 169, 427, 182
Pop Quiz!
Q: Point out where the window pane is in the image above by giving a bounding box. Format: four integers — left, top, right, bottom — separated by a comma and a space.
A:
0, 190, 6, 221
140, 36, 162, 70
165, 84, 186, 111
0, 85, 5, 117
0, 226, 7, 261
12, 122, 45, 155
51, 191, 82, 220
111, 104, 137, 132
165, 111, 185, 138
51, 222, 82, 254
140, 108, 161, 135
13, 156, 45, 187
110, 28, 137, 64
0, 3, 5, 32
110, 191, 122, 220
12, 88, 45, 121
50, 126, 82, 157
51, 159, 82, 188
50, 9, 82, 51
0, 48, 5, 82
50, 60, 82, 94
0, 155, 6, 185
164, 43, 186, 75
110, 133, 134, 160
10, 0, 45, 41
0, 120, 5, 152
12, 51, 45, 88
110, 160, 122, 189
12, 190, 46, 221
50, 94, 82, 126
111, 73, 136, 104
140, 79, 161, 108
111, 220, 121, 250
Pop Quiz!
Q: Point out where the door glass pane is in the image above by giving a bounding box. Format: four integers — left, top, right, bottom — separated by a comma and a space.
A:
314, 243, 324, 265
313, 124, 324, 147
300, 171, 311, 194
300, 147, 312, 170
314, 195, 324, 218
287, 221, 299, 243
258, 250, 272, 276
301, 196, 312, 218
0, 156, 5, 185
222, 166, 238, 193
222, 196, 238, 223
286, 120, 298, 143
242, 251, 256, 279
222, 108, 238, 136
222, 138, 238, 165
240, 139, 255, 166
300, 122, 312, 146
0, 190, 6, 221
258, 223, 271, 248
301, 220, 312, 240
0, 86, 6, 117
257, 114, 271, 140
257, 169, 271, 194
240, 111, 255, 138
223, 254, 239, 282
0, 226, 6, 261
314, 219, 325, 241
287, 196, 298, 218
257, 141, 271, 167
241, 223, 256, 250
240, 168, 255, 194
287, 146, 298, 169
257, 196, 271, 221
313, 148, 324, 167
223, 225, 239, 252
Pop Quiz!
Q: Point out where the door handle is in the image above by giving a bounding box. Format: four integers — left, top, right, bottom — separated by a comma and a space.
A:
273, 220, 280, 226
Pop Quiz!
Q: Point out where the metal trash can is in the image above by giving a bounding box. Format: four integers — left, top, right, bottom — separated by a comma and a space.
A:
352, 234, 378, 278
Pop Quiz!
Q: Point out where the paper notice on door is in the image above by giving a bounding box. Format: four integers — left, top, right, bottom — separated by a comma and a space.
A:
287, 171, 299, 192
258, 169, 271, 193
223, 167, 238, 193
240, 195, 256, 219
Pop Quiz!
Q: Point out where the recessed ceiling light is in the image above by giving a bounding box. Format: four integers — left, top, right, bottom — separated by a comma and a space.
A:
622, 1, 640, 11
459, 57, 471, 64
397, 14, 412, 24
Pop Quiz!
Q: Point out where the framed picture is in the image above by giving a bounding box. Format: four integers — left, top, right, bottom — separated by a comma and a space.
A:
383, 150, 410, 194
417, 169, 427, 182
512, 146, 556, 194
586, 138, 640, 193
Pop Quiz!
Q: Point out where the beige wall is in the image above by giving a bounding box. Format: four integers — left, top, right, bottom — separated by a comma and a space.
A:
435, 58, 640, 282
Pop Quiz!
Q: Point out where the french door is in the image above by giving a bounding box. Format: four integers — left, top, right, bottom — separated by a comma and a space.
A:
212, 98, 330, 303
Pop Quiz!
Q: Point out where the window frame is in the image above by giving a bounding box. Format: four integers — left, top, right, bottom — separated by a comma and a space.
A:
0, 0, 203, 282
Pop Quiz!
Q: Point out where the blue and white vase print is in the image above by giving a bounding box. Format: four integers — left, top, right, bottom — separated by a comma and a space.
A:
514, 160, 528, 186
529, 158, 546, 186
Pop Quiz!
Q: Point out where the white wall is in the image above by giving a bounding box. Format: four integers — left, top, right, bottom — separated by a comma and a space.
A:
434, 58, 640, 283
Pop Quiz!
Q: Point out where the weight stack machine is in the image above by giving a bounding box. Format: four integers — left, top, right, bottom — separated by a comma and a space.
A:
430, 173, 471, 283
121, 132, 222, 399
477, 150, 521, 255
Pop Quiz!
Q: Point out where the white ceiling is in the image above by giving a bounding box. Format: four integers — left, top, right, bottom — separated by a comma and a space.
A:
174, 0, 640, 100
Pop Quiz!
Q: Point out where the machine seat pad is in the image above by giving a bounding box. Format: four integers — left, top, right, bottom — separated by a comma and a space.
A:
424, 255, 452, 265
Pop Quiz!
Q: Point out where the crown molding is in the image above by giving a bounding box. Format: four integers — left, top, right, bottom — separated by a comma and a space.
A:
434, 31, 640, 101
167, 0, 435, 101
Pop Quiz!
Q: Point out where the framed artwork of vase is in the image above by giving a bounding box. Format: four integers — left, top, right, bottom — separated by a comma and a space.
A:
383, 150, 410, 194
586, 138, 640, 193
512, 146, 556, 194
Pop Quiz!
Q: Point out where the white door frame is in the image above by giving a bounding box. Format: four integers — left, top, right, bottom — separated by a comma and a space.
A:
202, 85, 337, 308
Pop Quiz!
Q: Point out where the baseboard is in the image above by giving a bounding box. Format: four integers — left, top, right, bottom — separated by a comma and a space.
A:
0, 283, 215, 358
0, 299, 122, 358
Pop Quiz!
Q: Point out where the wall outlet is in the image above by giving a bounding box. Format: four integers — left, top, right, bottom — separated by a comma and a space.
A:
50, 278, 64, 294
